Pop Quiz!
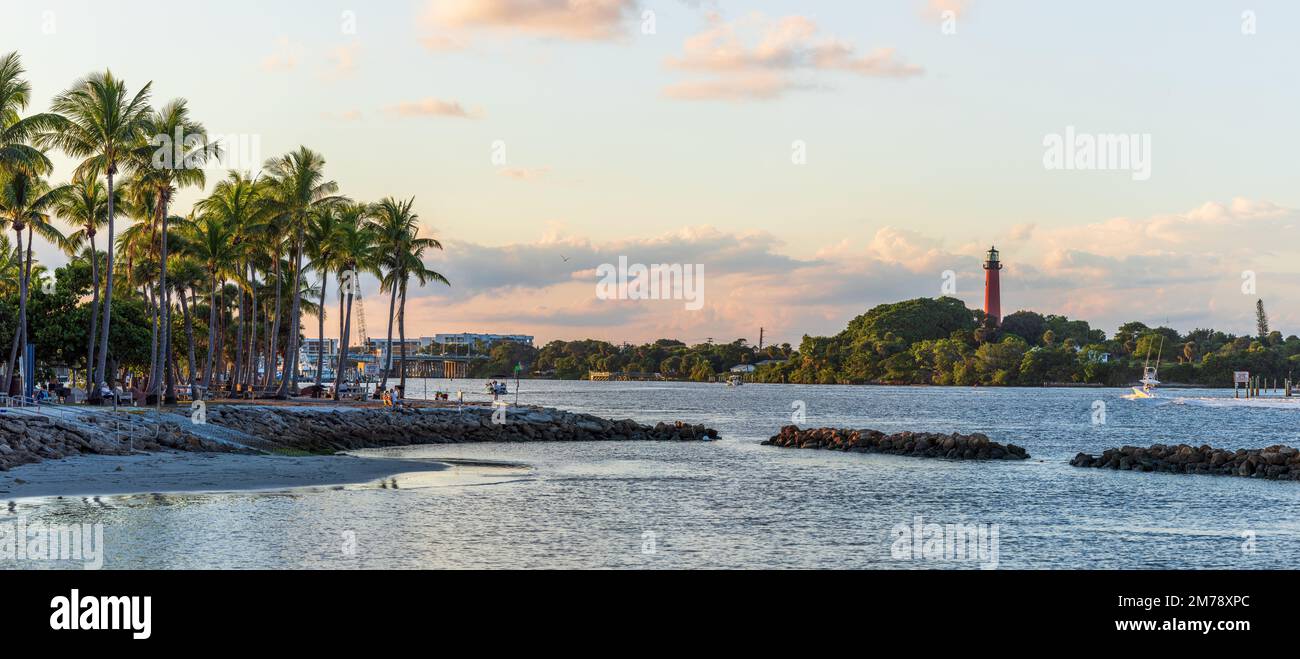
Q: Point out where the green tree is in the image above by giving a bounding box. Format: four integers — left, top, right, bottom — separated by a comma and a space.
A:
45, 70, 153, 394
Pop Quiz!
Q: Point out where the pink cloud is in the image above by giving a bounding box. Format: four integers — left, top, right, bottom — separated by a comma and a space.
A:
385, 98, 485, 119
665, 12, 922, 101
497, 166, 552, 181
419, 0, 639, 49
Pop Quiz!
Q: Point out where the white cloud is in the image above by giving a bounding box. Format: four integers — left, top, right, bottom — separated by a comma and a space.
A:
261, 37, 304, 72
665, 12, 922, 101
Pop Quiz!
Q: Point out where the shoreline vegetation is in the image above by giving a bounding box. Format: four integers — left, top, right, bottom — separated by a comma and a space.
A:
519, 298, 1297, 388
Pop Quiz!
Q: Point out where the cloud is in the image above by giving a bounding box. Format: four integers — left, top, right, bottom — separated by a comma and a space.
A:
664, 12, 922, 101
323, 199, 1300, 346
261, 37, 304, 72
326, 42, 361, 78
497, 166, 552, 181
385, 98, 485, 119
663, 72, 808, 102
922, 0, 970, 22
419, 0, 639, 49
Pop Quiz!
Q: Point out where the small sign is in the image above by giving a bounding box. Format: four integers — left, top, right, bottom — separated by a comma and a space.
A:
1234, 371, 1250, 384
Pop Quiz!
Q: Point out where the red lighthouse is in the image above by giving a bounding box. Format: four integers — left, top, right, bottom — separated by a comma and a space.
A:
983, 246, 1002, 327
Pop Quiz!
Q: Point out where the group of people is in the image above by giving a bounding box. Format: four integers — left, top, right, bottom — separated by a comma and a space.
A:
376, 385, 406, 409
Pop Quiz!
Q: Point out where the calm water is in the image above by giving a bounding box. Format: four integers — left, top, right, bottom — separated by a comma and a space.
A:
5, 381, 1300, 569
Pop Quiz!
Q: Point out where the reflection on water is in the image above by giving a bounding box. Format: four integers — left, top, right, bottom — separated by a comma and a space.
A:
4, 381, 1300, 569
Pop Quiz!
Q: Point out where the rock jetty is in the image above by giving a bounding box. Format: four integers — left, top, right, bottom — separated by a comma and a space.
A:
763, 425, 1029, 460
0, 411, 243, 471
0, 404, 719, 470
205, 406, 718, 453
1071, 444, 1300, 480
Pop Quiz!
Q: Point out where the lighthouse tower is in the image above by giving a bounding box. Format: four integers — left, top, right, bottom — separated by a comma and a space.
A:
983, 246, 1003, 327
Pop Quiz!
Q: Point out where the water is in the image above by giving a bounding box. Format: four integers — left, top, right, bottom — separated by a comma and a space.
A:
5, 381, 1300, 569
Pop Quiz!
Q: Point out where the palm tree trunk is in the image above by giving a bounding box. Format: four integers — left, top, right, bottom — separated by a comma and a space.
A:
246, 265, 258, 390
334, 287, 354, 401
399, 283, 408, 391
277, 230, 305, 397
315, 267, 327, 388
4, 227, 27, 395
202, 273, 218, 395
146, 284, 159, 395
159, 201, 176, 404
180, 283, 197, 386
86, 237, 100, 390
379, 284, 397, 389
231, 272, 246, 397
92, 169, 117, 399
264, 252, 282, 388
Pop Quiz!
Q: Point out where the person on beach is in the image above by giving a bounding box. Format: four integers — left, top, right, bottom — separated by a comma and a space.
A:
393, 385, 405, 409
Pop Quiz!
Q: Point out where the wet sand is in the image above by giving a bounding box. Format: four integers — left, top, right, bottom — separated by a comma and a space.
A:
0, 450, 454, 499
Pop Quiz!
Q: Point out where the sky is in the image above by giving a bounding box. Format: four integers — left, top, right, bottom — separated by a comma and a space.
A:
3, 0, 1300, 347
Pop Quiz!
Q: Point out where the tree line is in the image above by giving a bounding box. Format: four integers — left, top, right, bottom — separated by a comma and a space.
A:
477, 296, 1298, 387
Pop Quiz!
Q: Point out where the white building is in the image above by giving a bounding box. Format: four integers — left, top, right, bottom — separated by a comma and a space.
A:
299, 338, 339, 365
434, 333, 535, 352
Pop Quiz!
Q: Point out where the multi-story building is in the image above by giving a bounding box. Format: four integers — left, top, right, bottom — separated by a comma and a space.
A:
299, 338, 339, 368
433, 333, 535, 353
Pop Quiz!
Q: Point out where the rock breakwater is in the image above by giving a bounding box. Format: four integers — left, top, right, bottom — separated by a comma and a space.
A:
206, 406, 718, 453
763, 426, 1029, 460
0, 404, 719, 470
1071, 443, 1300, 480
0, 411, 243, 471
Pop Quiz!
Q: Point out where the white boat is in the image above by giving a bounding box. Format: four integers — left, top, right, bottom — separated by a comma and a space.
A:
1127, 366, 1161, 399
484, 382, 508, 395
726, 374, 744, 387
1125, 334, 1164, 400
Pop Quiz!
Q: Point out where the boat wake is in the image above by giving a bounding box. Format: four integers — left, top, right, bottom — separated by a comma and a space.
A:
1168, 397, 1300, 409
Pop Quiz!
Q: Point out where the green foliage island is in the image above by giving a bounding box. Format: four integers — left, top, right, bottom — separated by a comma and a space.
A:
475, 297, 1296, 387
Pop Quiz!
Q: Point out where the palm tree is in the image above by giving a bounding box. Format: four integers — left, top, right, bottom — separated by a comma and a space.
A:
369, 197, 420, 390
261, 147, 342, 397
0, 171, 68, 393
0, 234, 19, 295
167, 252, 205, 387
183, 212, 242, 395
329, 203, 377, 400
0, 52, 62, 177
392, 229, 448, 392
125, 99, 220, 403
54, 173, 114, 385
195, 171, 269, 395
305, 205, 343, 389
43, 70, 153, 398
0, 51, 65, 394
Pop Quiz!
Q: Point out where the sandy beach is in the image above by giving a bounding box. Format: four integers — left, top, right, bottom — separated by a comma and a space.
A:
0, 450, 456, 499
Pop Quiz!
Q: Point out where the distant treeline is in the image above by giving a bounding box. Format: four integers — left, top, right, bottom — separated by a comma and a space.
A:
470, 297, 1299, 387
